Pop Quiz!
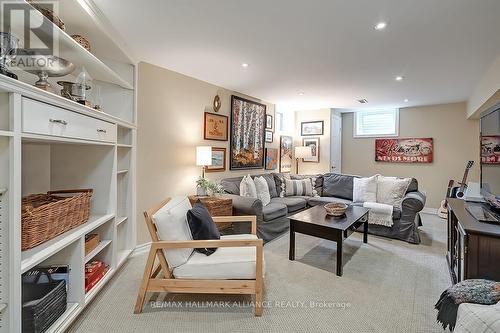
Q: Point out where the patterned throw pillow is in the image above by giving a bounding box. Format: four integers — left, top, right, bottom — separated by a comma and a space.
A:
282, 178, 317, 197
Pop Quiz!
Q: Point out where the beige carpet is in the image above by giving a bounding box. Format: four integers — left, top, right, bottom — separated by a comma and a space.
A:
68, 213, 450, 333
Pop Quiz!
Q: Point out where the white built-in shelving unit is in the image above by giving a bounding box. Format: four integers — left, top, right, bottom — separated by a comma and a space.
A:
0, 1, 137, 332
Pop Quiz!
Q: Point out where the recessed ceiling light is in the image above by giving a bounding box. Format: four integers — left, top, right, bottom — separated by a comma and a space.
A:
404, 98, 409, 102
357, 98, 368, 104
374, 22, 387, 30
298, 92, 305, 96
395, 76, 404, 81
241, 63, 249, 68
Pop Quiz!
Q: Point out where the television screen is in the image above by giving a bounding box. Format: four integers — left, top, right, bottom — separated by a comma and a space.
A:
481, 106, 500, 208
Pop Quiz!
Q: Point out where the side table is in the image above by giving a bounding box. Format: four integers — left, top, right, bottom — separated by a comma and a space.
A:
188, 195, 233, 230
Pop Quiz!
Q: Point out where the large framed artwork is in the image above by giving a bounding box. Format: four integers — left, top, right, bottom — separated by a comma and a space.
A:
375, 138, 433, 163
230, 95, 266, 169
302, 137, 320, 163
204, 112, 228, 141
301, 121, 324, 136
205, 147, 226, 172
481, 136, 500, 164
265, 148, 278, 170
279, 135, 293, 173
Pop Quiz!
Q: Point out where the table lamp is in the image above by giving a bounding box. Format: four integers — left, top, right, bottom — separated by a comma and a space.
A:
295, 146, 312, 175
196, 146, 212, 178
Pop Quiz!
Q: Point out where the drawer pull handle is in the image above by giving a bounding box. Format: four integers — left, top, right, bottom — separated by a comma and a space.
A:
97, 129, 107, 133
49, 119, 68, 125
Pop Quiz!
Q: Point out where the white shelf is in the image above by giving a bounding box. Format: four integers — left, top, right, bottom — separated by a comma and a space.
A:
9, 1, 133, 90
21, 214, 115, 273
22, 133, 116, 147
117, 169, 128, 175
0, 130, 13, 137
84, 240, 112, 263
85, 268, 114, 304
117, 144, 133, 148
45, 303, 80, 333
116, 216, 128, 226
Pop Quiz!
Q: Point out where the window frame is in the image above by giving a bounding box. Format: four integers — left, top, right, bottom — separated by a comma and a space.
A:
353, 109, 400, 138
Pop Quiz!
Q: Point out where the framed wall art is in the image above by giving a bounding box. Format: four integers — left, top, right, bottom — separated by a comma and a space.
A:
265, 130, 273, 143
375, 138, 433, 163
301, 120, 324, 136
481, 136, 500, 164
205, 147, 226, 172
265, 148, 278, 170
279, 135, 293, 173
266, 114, 273, 131
302, 137, 320, 163
230, 95, 266, 169
204, 112, 228, 141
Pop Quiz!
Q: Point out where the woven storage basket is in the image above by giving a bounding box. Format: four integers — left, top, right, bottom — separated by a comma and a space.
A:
22, 189, 93, 251
22, 270, 67, 333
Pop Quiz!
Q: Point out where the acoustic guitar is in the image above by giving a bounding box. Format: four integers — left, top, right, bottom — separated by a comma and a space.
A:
437, 161, 474, 219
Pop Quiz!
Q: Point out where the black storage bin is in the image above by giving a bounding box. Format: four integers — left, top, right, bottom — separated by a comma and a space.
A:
22, 270, 67, 333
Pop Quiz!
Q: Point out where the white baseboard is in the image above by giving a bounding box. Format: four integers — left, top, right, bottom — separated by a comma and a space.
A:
132, 242, 151, 257
421, 207, 438, 215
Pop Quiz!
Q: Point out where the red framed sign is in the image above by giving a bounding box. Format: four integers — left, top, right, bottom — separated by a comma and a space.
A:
481, 136, 500, 164
375, 138, 433, 163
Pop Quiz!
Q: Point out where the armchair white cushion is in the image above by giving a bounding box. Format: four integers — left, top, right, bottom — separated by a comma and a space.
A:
152, 196, 193, 268
173, 234, 265, 279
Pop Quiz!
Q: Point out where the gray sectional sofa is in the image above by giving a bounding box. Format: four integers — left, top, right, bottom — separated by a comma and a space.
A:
220, 172, 426, 244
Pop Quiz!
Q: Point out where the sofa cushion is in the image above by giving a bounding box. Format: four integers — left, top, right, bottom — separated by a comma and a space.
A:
240, 175, 257, 198
307, 196, 352, 207
173, 234, 263, 279
254, 176, 271, 206
291, 174, 324, 196
407, 178, 418, 193
262, 202, 288, 220
376, 176, 412, 208
255, 174, 278, 198
152, 196, 193, 268
323, 173, 355, 200
353, 175, 378, 203
270, 196, 307, 212
283, 178, 316, 197
454, 302, 500, 333
220, 177, 243, 195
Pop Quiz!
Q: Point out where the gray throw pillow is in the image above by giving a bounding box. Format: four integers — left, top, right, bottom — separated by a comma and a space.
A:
323, 173, 355, 200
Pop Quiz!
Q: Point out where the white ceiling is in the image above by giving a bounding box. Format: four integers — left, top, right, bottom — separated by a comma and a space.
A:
93, 0, 500, 111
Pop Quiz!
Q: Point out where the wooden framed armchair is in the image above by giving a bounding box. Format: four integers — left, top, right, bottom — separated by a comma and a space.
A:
134, 196, 264, 316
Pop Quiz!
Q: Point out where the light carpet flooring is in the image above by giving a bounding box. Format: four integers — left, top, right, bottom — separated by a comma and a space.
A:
68, 213, 450, 333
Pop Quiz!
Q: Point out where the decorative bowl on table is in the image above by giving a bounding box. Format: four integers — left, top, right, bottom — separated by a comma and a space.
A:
324, 202, 348, 217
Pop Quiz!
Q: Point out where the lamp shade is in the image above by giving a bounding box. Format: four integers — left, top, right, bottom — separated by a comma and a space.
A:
295, 146, 313, 159
196, 146, 212, 166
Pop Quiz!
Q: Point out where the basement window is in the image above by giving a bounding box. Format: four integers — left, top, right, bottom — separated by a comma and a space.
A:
353, 109, 399, 138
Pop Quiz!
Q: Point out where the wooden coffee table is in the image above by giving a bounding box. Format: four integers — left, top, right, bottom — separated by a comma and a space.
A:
288, 205, 369, 276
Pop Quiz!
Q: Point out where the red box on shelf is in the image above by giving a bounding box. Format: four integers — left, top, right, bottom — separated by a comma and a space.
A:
85, 260, 109, 293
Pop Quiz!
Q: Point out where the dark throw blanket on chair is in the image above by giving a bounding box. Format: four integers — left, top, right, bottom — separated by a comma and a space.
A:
435, 279, 500, 331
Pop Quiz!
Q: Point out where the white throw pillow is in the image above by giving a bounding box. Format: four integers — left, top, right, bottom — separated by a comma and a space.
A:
240, 175, 257, 198
353, 175, 378, 203
254, 176, 271, 206
376, 176, 411, 208
152, 196, 193, 268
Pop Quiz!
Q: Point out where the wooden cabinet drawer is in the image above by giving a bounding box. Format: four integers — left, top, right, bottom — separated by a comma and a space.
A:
22, 98, 116, 143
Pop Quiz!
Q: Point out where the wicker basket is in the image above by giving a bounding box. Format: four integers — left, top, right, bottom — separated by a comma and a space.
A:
22, 270, 67, 333
22, 189, 93, 251
324, 202, 348, 217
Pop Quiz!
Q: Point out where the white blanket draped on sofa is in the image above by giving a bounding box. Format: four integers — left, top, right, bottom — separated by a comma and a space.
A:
363, 202, 393, 227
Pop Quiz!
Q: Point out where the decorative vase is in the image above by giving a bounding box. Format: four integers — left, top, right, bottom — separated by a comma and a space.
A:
196, 186, 207, 196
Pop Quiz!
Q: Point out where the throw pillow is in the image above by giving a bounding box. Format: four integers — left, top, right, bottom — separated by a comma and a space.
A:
454, 302, 500, 333
353, 175, 378, 203
240, 175, 257, 198
323, 173, 355, 200
376, 176, 412, 208
283, 178, 316, 197
277, 173, 291, 197
254, 176, 271, 206
186, 201, 221, 255
152, 196, 193, 268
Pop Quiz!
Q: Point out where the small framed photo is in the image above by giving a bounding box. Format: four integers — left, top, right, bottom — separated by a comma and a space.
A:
302, 137, 320, 163
265, 130, 273, 143
266, 114, 273, 130
301, 120, 324, 136
206, 147, 226, 172
204, 112, 228, 141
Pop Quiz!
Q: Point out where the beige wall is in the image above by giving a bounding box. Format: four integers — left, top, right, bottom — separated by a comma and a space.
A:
342, 102, 480, 209
294, 108, 331, 174
137, 62, 278, 245
468, 54, 500, 118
